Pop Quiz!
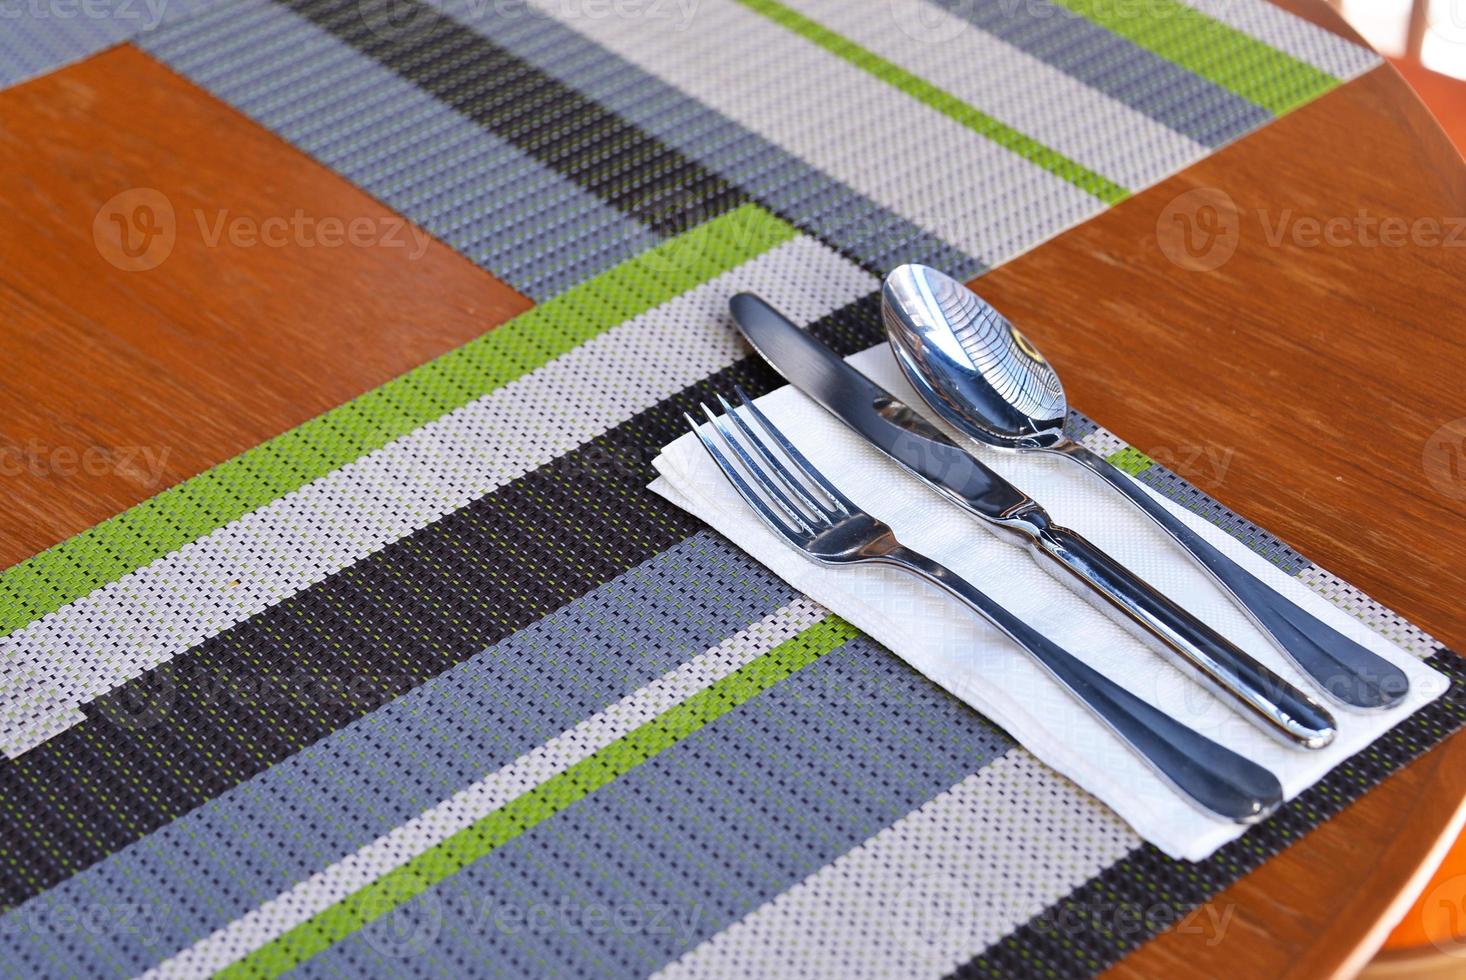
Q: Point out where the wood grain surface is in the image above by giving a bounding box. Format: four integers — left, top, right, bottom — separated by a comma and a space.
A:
0, 6, 1462, 977
0, 45, 532, 568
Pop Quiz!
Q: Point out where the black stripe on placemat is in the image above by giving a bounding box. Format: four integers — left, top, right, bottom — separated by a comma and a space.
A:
282, 0, 745, 237
0, 294, 888, 907
951, 647, 1466, 979
274, 0, 938, 279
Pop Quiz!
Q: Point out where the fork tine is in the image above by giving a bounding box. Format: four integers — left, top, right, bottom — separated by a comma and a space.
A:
685, 412, 804, 543
715, 393, 839, 522
734, 384, 857, 514
702, 403, 822, 534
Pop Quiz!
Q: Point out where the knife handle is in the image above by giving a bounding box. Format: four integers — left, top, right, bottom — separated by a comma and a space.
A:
1055, 441, 1409, 710
1020, 517, 1337, 749
882, 546, 1283, 824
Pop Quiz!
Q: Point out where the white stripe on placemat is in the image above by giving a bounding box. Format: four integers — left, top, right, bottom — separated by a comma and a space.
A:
1176, 0, 1381, 80
779, 0, 1208, 191
518, 0, 1103, 265
0, 237, 876, 759
656, 749, 1140, 980
142, 598, 828, 978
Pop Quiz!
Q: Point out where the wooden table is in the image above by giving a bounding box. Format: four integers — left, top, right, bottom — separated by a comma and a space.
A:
0, 2, 1462, 975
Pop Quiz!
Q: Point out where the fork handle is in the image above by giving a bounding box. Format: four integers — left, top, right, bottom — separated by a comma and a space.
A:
881, 546, 1283, 824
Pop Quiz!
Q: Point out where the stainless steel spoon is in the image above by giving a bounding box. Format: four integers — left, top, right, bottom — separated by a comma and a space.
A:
881, 263, 1409, 710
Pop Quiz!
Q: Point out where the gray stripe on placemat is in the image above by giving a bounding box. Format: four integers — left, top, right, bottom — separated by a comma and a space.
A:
658, 749, 1138, 979
0, 10, 133, 89
296, 635, 1015, 978
0, 533, 797, 977
138, 0, 661, 299
937, 0, 1274, 147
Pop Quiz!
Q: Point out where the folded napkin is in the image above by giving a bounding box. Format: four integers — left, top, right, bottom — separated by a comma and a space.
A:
651, 343, 1447, 861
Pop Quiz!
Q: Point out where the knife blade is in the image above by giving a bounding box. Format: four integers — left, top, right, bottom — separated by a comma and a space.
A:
727, 293, 1041, 527
729, 291, 1336, 749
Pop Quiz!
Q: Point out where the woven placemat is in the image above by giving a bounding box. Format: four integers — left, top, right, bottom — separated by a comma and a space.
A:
5, 1, 1457, 977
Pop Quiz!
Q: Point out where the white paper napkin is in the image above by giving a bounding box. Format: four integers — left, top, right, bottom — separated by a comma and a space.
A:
650, 343, 1447, 861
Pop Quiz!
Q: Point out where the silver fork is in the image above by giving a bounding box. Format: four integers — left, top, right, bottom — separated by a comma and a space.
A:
689, 387, 1283, 824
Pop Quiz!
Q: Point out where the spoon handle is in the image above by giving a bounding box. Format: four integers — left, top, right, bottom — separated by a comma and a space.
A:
1054, 441, 1409, 710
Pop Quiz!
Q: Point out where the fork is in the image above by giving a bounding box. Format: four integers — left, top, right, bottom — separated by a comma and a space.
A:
689, 387, 1284, 824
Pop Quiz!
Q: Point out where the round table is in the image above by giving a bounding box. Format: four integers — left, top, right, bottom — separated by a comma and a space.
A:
0, 2, 1462, 975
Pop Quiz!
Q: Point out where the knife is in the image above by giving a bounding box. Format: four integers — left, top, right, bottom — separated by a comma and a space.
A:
729, 292, 1336, 749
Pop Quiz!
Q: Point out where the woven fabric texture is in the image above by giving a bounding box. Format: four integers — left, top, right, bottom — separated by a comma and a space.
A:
3, 2, 1454, 978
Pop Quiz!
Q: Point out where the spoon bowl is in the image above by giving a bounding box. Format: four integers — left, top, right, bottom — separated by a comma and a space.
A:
879, 263, 1409, 710
882, 264, 1067, 450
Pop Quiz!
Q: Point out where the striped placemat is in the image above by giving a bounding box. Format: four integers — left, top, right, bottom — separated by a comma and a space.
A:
4, 1, 1463, 977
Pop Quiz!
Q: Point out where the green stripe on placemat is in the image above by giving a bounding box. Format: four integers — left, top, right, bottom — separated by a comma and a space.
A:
221, 614, 860, 978
733, 0, 1131, 205
1049, 0, 1340, 114
0, 205, 797, 638
1106, 446, 1155, 476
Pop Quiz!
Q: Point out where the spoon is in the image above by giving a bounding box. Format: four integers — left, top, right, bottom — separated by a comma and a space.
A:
881, 263, 1409, 710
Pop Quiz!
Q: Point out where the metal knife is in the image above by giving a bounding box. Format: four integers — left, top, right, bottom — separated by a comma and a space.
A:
729, 292, 1337, 749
